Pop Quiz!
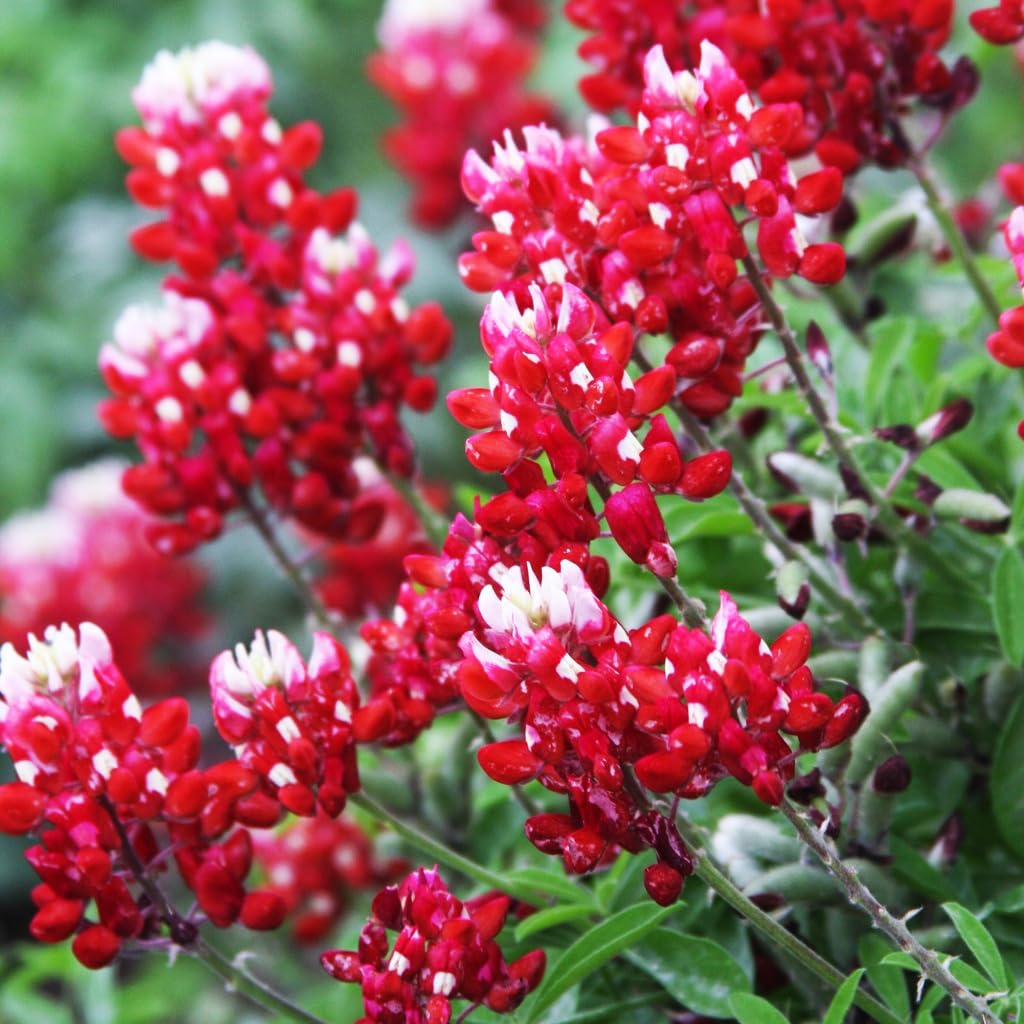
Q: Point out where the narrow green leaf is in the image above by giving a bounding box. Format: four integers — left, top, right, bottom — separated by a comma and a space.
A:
523, 903, 674, 1023
943, 903, 1009, 989
514, 903, 595, 942
823, 968, 866, 1024
993, 548, 1024, 666
626, 929, 750, 1017
879, 952, 920, 970
503, 868, 594, 906
859, 934, 911, 1018
948, 958, 999, 994
991, 697, 1024, 860
728, 992, 791, 1024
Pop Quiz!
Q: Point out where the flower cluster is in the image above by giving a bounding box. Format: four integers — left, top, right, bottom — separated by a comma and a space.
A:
567, 0, 969, 172
102, 42, 451, 555
449, 286, 731, 576
987, 206, 1024, 438
253, 814, 406, 942
0, 461, 207, 696
460, 42, 847, 422
209, 630, 361, 817
367, 0, 556, 228
0, 624, 286, 968
320, 866, 545, 1022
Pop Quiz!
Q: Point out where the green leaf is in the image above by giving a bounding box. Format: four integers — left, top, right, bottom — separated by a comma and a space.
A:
514, 903, 595, 942
948, 958, 999, 994
943, 903, 1009, 989
859, 934, 911, 1018
626, 929, 750, 1018
728, 992, 791, 1024
993, 548, 1024, 666
503, 868, 595, 906
823, 968, 866, 1024
523, 903, 674, 1023
992, 697, 1024, 860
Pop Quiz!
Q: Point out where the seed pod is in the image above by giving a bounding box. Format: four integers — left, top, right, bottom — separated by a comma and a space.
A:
933, 488, 1011, 523
846, 661, 925, 786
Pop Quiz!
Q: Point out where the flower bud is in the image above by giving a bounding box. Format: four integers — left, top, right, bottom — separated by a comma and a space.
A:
604, 484, 678, 578
643, 863, 684, 906
872, 754, 912, 794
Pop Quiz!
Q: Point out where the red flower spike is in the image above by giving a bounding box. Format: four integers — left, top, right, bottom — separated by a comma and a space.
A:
321, 868, 543, 1020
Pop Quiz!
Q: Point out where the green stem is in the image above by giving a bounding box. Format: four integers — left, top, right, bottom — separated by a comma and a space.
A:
193, 939, 329, 1024
351, 792, 574, 905
632, 347, 881, 637
740, 254, 984, 596
779, 801, 1000, 1024
676, 818, 903, 1024
385, 469, 450, 550
240, 492, 336, 631
908, 157, 1002, 325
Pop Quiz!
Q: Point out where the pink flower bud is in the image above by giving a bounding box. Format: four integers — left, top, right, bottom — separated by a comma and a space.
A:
604, 484, 678, 578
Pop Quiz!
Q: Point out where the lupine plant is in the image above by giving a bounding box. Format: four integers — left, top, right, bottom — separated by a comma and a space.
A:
3, 2, 1024, 1023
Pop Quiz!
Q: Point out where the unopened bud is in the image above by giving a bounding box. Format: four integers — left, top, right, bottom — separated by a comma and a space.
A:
872, 755, 912, 794
916, 399, 973, 447
805, 321, 832, 382
604, 483, 678, 578
873, 424, 920, 451
775, 561, 810, 620
933, 488, 1010, 523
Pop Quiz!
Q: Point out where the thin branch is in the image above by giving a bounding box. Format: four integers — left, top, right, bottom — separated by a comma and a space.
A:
385, 469, 450, 551
193, 938, 329, 1024
908, 157, 1002, 325
779, 801, 1000, 1024
674, 816, 904, 1024
239, 492, 336, 631
631, 346, 881, 637
351, 791, 585, 905
99, 795, 326, 1024
739, 253, 985, 596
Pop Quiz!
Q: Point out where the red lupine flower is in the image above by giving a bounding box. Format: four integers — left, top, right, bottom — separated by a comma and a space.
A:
367, 0, 556, 228
0, 623, 279, 967
568, 0, 966, 172
105, 42, 452, 555
0, 461, 207, 696
986, 206, 1024, 435
320, 866, 545, 1021
460, 43, 848, 426
971, 3, 1024, 45
209, 630, 361, 817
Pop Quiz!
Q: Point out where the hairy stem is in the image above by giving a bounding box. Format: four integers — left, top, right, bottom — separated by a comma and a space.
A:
740, 254, 984, 595
908, 157, 1002, 325
675, 816, 903, 1024
193, 938, 330, 1024
385, 469, 450, 550
100, 796, 325, 1024
351, 791, 580, 905
631, 346, 880, 636
240, 492, 336, 631
779, 801, 1000, 1024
